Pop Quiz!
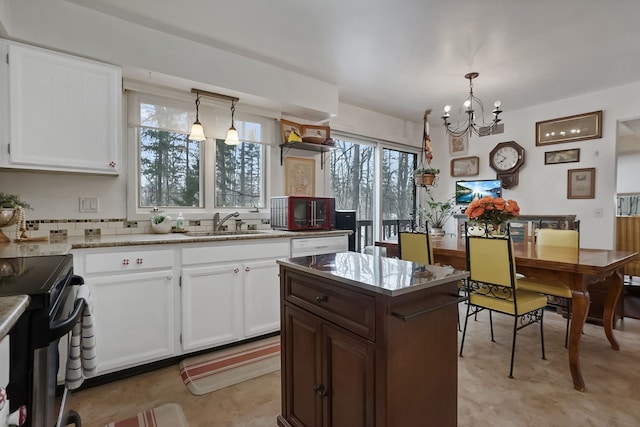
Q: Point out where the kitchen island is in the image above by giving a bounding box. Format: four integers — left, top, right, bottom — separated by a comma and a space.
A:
277, 251, 469, 427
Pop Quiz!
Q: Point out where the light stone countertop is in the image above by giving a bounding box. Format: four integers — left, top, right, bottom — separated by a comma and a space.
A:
0, 295, 30, 339
278, 251, 469, 297
0, 229, 351, 258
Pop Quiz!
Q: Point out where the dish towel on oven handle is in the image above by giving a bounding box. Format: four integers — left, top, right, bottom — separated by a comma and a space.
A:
66, 283, 97, 390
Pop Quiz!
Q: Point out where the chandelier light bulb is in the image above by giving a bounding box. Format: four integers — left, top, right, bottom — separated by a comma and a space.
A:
464, 100, 471, 109
444, 105, 451, 113
494, 100, 502, 108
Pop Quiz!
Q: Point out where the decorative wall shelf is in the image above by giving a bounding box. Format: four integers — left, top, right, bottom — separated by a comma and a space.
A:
279, 142, 335, 169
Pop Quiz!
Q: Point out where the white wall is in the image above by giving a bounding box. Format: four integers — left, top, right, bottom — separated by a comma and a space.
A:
617, 151, 640, 194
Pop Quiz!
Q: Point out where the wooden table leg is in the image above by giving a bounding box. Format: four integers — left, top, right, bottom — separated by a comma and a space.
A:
568, 287, 590, 392
603, 270, 623, 350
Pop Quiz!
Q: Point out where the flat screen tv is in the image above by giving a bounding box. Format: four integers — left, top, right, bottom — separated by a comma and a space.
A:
455, 179, 502, 205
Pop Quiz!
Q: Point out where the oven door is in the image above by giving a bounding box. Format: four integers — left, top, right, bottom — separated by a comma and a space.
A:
31, 275, 85, 427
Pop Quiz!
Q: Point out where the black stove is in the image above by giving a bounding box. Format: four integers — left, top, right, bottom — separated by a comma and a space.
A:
1, 253, 83, 427
0, 255, 73, 310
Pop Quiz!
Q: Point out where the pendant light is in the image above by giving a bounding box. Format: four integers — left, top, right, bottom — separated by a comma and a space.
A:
189, 89, 240, 144
224, 99, 240, 145
188, 93, 206, 141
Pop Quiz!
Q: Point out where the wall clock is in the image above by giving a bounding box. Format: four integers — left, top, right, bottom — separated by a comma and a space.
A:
489, 141, 525, 189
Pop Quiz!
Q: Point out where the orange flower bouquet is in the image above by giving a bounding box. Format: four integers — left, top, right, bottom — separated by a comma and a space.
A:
464, 196, 520, 234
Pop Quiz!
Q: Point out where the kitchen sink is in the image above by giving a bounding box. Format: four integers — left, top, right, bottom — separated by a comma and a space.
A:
184, 230, 267, 237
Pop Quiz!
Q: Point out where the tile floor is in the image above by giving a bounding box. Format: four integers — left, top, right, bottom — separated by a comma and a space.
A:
70, 309, 640, 427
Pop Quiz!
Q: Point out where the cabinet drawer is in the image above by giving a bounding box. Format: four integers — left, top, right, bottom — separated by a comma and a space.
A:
182, 240, 289, 265
283, 270, 375, 340
83, 249, 174, 274
291, 236, 348, 257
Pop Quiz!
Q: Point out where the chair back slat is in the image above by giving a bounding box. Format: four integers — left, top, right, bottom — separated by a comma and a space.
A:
537, 229, 579, 248
398, 232, 434, 265
467, 236, 515, 288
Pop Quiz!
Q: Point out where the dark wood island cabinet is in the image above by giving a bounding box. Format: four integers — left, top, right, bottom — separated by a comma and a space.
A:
277, 251, 469, 427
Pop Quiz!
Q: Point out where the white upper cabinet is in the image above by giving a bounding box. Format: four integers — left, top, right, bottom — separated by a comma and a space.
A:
1, 40, 122, 174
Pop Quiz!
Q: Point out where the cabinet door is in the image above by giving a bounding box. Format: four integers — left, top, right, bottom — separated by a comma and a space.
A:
283, 305, 322, 427
243, 259, 281, 337
181, 263, 243, 352
322, 324, 375, 427
90, 270, 176, 374
6, 43, 121, 174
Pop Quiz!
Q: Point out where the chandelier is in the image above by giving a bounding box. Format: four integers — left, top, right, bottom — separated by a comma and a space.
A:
441, 72, 502, 138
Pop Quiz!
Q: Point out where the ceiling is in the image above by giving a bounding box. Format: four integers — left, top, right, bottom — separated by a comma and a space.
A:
66, 0, 640, 126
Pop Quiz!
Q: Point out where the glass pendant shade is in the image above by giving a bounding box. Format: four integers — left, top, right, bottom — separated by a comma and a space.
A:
225, 127, 240, 145
189, 121, 206, 141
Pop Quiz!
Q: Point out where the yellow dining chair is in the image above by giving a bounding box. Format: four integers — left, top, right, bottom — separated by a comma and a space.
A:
459, 231, 549, 378
398, 231, 434, 265
398, 231, 465, 329
517, 228, 579, 347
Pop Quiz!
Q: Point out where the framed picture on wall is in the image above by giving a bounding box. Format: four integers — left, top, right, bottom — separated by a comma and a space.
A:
449, 133, 468, 156
450, 156, 480, 177
285, 157, 315, 196
567, 167, 595, 199
545, 148, 581, 165
536, 111, 602, 146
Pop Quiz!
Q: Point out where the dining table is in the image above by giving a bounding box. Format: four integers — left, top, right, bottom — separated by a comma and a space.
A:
375, 236, 638, 392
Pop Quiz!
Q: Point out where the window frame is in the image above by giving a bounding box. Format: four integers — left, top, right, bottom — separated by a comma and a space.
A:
125, 90, 273, 220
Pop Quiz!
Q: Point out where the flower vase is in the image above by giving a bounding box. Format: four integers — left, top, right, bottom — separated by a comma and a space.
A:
430, 227, 445, 239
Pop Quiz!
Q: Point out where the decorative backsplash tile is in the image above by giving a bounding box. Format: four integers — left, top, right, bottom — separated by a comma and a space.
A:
49, 229, 68, 243
84, 229, 101, 237
23, 216, 266, 238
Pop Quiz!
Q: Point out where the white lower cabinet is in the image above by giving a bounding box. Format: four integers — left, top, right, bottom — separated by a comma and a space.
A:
243, 258, 282, 337
180, 263, 243, 351
72, 247, 178, 375
180, 239, 289, 354
71, 237, 293, 375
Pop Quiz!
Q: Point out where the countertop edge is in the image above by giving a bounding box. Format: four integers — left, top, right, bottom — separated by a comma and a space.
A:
1, 230, 351, 257
0, 295, 30, 339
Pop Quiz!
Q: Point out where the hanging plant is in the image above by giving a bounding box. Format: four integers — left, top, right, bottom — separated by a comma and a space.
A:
414, 109, 438, 187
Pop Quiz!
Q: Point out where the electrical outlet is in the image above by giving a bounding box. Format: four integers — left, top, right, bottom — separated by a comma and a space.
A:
79, 197, 99, 213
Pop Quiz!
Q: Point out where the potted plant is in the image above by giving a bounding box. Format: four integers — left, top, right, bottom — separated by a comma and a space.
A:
413, 167, 440, 186
150, 208, 172, 234
0, 192, 32, 210
419, 194, 456, 238
0, 193, 32, 242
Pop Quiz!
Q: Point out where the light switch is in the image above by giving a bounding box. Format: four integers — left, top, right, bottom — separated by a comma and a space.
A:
79, 197, 99, 213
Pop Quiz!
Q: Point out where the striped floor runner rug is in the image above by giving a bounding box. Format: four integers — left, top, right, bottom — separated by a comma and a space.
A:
179, 336, 281, 396
105, 403, 189, 427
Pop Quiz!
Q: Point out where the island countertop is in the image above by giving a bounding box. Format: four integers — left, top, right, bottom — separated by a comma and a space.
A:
277, 251, 469, 296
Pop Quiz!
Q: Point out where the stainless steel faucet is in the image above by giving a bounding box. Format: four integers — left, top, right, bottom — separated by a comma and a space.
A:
213, 211, 240, 231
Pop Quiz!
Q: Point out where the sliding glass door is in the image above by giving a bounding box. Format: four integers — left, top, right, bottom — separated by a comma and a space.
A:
330, 134, 417, 251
